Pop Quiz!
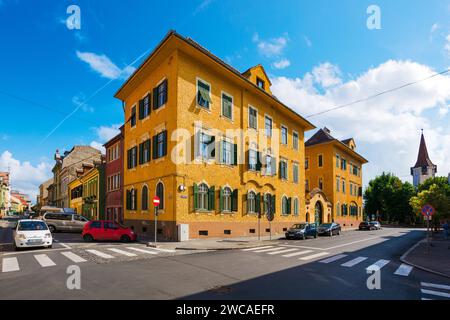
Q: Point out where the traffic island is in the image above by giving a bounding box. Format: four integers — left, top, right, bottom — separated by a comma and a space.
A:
401, 238, 450, 279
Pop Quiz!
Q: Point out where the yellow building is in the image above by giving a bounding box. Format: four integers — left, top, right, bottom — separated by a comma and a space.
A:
115, 31, 316, 240
305, 128, 368, 227
68, 178, 83, 214
79, 165, 105, 220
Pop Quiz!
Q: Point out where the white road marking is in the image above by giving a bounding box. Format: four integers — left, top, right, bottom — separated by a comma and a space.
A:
421, 289, 450, 299
253, 247, 286, 253
146, 247, 176, 253
59, 243, 71, 249
61, 251, 86, 263
267, 248, 298, 255
34, 254, 56, 267
341, 257, 368, 267
421, 282, 450, 291
107, 248, 137, 257
421, 298, 432, 300
300, 252, 330, 261
242, 246, 274, 251
126, 247, 159, 255
394, 264, 413, 276
319, 254, 347, 264
282, 250, 313, 258
85, 249, 115, 259
366, 259, 390, 271
2, 257, 19, 272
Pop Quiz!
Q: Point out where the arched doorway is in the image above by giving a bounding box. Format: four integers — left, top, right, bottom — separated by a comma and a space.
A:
315, 201, 323, 225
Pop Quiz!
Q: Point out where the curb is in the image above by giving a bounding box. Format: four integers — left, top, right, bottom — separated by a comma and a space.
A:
400, 239, 450, 279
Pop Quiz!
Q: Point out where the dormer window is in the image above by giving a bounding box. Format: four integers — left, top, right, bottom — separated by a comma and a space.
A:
256, 77, 265, 90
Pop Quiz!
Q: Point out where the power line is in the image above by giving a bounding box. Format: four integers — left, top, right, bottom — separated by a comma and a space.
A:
306, 68, 450, 118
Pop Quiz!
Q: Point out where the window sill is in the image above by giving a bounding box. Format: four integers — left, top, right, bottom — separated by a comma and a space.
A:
194, 210, 214, 215
196, 104, 212, 113
220, 114, 234, 123
154, 104, 167, 113
154, 157, 166, 164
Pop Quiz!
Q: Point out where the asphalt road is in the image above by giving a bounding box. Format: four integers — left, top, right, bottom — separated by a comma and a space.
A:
1, 225, 449, 300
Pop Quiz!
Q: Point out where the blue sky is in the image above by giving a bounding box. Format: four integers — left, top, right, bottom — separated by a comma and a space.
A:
0, 0, 449, 199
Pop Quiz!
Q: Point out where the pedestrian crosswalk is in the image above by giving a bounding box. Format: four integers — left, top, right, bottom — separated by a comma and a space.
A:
420, 282, 450, 300
1, 245, 174, 274
241, 245, 421, 279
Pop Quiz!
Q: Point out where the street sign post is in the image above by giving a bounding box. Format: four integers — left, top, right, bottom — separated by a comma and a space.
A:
421, 205, 435, 254
153, 196, 160, 246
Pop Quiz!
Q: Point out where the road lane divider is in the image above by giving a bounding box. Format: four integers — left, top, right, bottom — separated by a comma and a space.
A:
267, 248, 299, 255
126, 247, 159, 255
107, 248, 137, 257
394, 264, 413, 277
242, 246, 274, 251
282, 250, 312, 258
300, 252, 330, 261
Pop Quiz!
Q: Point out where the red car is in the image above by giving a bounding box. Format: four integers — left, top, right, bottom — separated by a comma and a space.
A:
82, 220, 137, 242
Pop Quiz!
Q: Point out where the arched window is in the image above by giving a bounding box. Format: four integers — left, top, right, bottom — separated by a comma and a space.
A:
247, 191, 256, 213
156, 182, 164, 210
142, 186, 148, 210
222, 187, 232, 212
282, 196, 288, 215
198, 183, 209, 211
293, 198, 299, 216
342, 204, 348, 216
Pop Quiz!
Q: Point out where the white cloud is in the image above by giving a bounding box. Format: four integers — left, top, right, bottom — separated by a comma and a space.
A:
0, 151, 53, 201
194, 0, 214, 14
430, 23, 440, 34
303, 35, 312, 47
271, 60, 450, 186
272, 59, 291, 70
76, 51, 136, 80
89, 124, 121, 153
72, 94, 94, 113
311, 62, 342, 88
445, 34, 450, 56
254, 34, 289, 58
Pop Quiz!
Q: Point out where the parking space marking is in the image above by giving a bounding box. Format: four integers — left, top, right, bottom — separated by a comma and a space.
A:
282, 250, 313, 258
107, 248, 137, 257
394, 264, 413, 277
85, 249, 115, 259
300, 252, 330, 261
341, 257, 368, 267
61, 251, 86, 263
319, 254, 347, 264
34, 254, 56, 267
2, 257, 19, 272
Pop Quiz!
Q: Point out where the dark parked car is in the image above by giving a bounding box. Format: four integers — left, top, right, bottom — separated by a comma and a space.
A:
359, 221, 378, 230
285, 223, 318, 240
318, 223, 341, 236
369, 221, 381, 230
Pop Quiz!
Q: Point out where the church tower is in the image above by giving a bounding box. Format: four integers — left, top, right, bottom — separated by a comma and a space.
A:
411, 131, 437, 187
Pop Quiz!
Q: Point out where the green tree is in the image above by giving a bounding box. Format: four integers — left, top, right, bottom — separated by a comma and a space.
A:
410, 181, 450, 223
364, 172, 416, 223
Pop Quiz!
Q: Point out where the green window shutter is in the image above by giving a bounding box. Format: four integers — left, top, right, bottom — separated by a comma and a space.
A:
125, 190, 130, 210
219, 188, 224, 211
152, 135, 158, 159
127, 149, 131, 169
153, 87, 158, 109
198, 87, 212, 104
272, 195, 276, 214
271, 158, 277, 176
255, 193, 261, 214
218, 140, 223, 164
288, 198, 292, 214
162, 130, 168, 157
233, 144, 238, 166
146, 93, 152, 115
208, 186, 215, 211
147, 139, 151, 162
138, 99, 144, 120
193, 183, 198, 210
134, 190, 138, 210
279, 162, 282, 179
163, 79, 168, 105
139, 143, 143, 164
231, 189, 238, 212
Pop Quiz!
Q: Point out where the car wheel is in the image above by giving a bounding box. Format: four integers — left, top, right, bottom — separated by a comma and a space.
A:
120, 235, 131, 243
48, 225, 56, 233
83, 234, 94, 242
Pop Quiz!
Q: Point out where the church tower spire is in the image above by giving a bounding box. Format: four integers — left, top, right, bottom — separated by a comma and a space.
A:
411, 131, 437, 187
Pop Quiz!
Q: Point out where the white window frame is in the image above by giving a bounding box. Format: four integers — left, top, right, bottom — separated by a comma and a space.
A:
264, 114, 273, 137
281, 125, 288, 145
248, 105, 258, 130
292, 130, 299, 150
221, 91, 233, 121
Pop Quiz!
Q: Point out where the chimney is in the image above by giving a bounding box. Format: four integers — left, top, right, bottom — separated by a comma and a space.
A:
55, 149, 61, 161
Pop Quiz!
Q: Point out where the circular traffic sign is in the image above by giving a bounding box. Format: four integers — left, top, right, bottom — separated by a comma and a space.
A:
421, 204, 435, 217
153, 196, 160, 207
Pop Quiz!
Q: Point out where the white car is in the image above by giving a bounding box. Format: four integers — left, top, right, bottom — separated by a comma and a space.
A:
14, 219, 53, 250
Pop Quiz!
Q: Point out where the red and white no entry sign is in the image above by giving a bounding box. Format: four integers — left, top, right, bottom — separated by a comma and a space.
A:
421, 204, 435, 217
153, 196, 160, 207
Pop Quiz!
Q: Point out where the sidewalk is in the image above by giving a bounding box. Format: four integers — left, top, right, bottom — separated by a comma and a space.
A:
142, 226, 358, 251
401, 236, 450, 279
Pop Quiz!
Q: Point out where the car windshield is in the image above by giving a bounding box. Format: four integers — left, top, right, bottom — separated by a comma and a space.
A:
320, 223, 333, 228
18, 221, 48, 231
292, 224, 307, 229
